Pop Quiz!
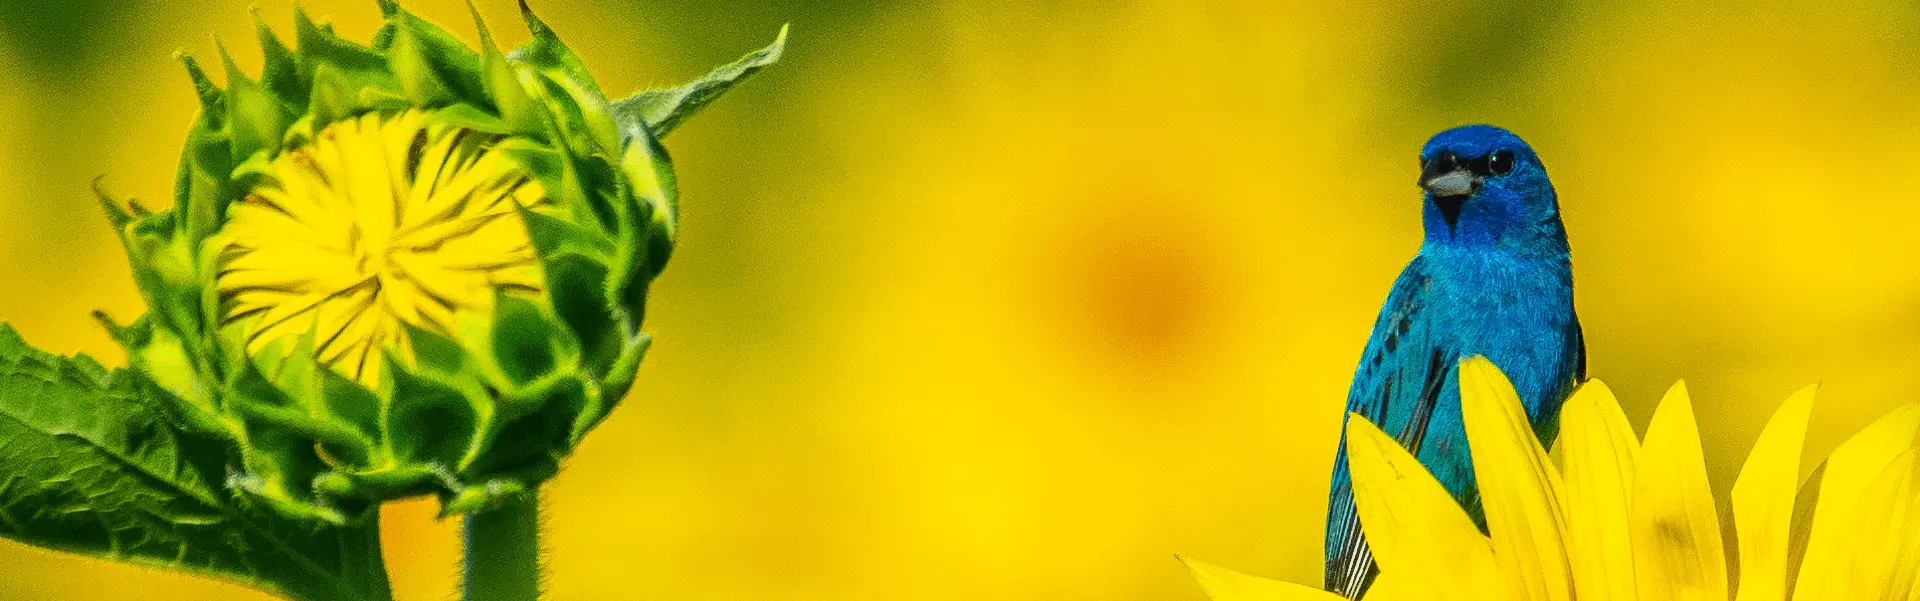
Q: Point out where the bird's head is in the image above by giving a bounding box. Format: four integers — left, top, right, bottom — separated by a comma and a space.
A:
1416, 125, 1564, 250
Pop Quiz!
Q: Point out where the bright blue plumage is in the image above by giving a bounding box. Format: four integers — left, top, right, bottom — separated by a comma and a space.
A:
1322, 125, 1584, 598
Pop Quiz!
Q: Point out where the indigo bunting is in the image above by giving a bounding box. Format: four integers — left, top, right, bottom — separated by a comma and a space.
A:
1322, 125, 1585, 598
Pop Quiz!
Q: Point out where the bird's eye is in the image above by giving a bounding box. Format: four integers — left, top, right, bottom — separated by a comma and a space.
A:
1488, 150, 1515, 175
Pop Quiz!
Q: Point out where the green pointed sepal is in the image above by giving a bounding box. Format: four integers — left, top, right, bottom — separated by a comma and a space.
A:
610, 24, 788, 138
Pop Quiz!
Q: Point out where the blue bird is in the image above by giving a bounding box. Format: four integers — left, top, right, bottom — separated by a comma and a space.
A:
1322, 125, 1584, 598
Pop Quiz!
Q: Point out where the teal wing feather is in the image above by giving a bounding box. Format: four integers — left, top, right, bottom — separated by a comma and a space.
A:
1323, 256, 1457, 598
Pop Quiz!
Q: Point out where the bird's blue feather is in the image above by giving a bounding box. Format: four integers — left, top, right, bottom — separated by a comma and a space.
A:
1323, 125, 1584, 597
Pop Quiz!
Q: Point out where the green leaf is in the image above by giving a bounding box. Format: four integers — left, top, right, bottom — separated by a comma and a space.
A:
609, 25, 787, 137
488, 294, 563, 386
253, 8, 305, 114
387, 9, 491, 110
385, 366, 478, 470
218, 40, 292, 165
292, 4, 404, 122
293, 5, 389, 85
507, 0, 603, 98
468, 2, 543, 136
0, 324, 394, 601
174, 53, 227, 128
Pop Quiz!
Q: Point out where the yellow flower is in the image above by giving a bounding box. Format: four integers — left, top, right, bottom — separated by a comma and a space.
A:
1183, 357, 1920, 601
215, 109, 549, 386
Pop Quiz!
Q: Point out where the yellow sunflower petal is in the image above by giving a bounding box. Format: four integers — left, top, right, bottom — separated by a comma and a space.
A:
1630, 381, 1728, 601
1902, 484, 1920, 601
1731, 384, 1817, 601
1458, 357, 1573, 601
1358, 572, 1409, 601
1177, 556, 1346, 601
1836, 449, 1917, 600
1889, 452, 1920, 601
1344, 412, 1508, 601
1793, 403, 1920, 601
1559, 379, 1640, 601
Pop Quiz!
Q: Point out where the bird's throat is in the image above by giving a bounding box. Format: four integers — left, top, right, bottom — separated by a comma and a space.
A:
1434, 195, 1466, 232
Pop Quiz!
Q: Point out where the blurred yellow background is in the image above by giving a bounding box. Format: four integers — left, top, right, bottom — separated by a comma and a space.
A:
3, 0, 1920, 599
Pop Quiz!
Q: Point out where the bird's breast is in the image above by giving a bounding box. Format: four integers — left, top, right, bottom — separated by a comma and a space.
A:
1427, 252, 1578, 403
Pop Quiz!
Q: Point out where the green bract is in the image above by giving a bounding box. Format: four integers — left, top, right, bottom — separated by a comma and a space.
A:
96, 1, 784, 524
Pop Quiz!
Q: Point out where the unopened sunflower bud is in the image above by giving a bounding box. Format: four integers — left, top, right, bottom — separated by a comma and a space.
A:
96, 2, 782, 523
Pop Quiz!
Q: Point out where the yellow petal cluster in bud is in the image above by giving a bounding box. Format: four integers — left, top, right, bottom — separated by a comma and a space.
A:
216, 110, 547, 386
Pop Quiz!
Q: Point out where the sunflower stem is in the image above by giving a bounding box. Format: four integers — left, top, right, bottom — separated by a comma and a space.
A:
462, 487, 541, 601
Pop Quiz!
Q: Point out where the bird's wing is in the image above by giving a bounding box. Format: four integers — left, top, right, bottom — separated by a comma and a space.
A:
1323, 256, 1455, 599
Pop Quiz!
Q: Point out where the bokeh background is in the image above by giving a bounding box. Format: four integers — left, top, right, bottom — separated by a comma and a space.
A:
3, 0, 1920, 599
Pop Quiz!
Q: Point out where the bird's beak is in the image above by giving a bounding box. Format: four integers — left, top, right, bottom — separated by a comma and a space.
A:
1419, 154, 1480, 231
1420, 168, 1478, 197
